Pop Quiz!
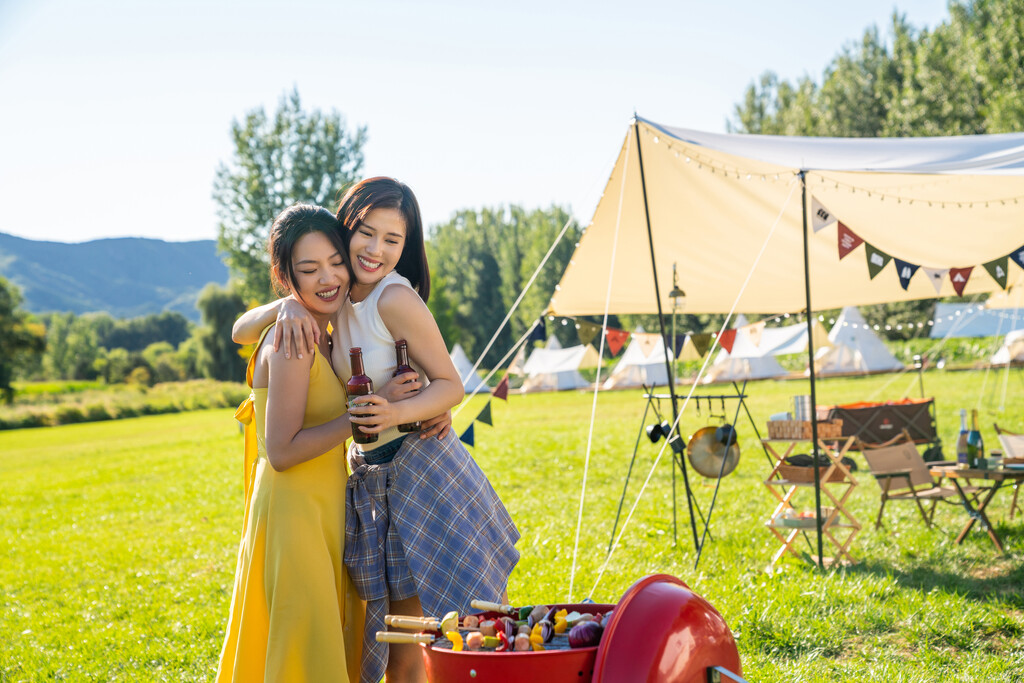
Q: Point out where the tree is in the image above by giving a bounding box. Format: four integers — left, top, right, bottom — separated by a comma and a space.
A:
214, 89, 367, 302
41, 313, 102, 380
193, 284, 247, 381
0, 278, 46, 403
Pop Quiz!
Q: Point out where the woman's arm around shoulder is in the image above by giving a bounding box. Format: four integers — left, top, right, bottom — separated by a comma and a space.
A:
232, 296, 321, 359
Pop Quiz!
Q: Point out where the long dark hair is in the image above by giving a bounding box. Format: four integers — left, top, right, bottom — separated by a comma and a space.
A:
336, 176, 430, 302
268, 204, 350, 301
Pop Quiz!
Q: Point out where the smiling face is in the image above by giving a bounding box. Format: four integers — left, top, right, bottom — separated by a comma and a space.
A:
348, 207, 407, 301
284, 231, 350, 318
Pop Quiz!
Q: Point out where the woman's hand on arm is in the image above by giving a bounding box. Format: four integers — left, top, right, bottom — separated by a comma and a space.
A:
418, 410, 452, 440
232, 297, 320, 359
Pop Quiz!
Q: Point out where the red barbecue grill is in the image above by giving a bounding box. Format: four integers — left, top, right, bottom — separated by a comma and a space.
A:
399, 574, 742, 682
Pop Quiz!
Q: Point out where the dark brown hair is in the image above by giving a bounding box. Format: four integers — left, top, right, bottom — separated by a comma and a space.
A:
268, 204, 350, 300
336, 176, 430, 302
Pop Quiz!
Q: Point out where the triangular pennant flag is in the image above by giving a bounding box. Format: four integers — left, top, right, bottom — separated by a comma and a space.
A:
949, 267, 973, 297
673, 334, 688, 358
983, 256, 1010, 290
717, 329, 737, 354
864, 243, 892, 279
893, 258, 920, 291
605, 328, 630, 356
576, 320, 601, 346
811, 196, 837, 233
837, 222, 864, 260
690, 333, 713, 358
459, 423, 475, 447
922, 267, 948, 295
634, 332, 659, 358
1010, 245, 1024, 271
492, 375, 509, 401
476, 401, 493, 426
527, 318, 546, 345
748, 320, 766, 347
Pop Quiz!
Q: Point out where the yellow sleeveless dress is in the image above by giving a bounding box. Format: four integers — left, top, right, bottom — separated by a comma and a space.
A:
217, 328, 364, 682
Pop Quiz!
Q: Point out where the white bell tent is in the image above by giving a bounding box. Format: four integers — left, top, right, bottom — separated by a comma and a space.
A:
449, 343, 489, 393
814, 307, 904, 376
702, 315, 789, 384
521, 336, 600, 392
602, 327, 673, 390
992, 329, 1024, 365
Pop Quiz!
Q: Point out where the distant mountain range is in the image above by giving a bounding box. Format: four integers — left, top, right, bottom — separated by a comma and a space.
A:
0, 232, 230, 322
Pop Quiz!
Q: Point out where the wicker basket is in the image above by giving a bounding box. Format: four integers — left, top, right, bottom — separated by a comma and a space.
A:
776, 464, 847, 483
766, 419, 843, 440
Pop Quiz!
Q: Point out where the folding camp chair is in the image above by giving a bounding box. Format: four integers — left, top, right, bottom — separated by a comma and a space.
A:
994, 424, 1024, 520
856, 430, 974, 530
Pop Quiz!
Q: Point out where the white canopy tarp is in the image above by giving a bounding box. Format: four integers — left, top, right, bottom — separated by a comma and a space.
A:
602, 328, 673, 390
929, 302, 1024, 338
703, 315, 788, 383
549, 119, 1024, 317
521, 338, 599, 392
992, 329, 1024, 364
449, 343, 488, 393
814, 307, 904, 376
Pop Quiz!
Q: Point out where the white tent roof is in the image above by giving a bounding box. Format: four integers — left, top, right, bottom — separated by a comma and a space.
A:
815, 307, 903, 376
704, 315, 788, 383
549, 119, 1024, 317
602, 327, 672, 390
992, 329, 1024, 364
521, 339, 599, 392
930, 302, 1024, 338
449, 343, 488, 393
720, 318, 830, 358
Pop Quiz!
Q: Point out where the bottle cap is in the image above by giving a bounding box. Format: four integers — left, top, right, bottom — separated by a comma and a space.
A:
349, 347, 362, 354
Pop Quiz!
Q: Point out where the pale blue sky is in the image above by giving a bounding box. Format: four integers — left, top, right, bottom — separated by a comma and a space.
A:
0, 0, 951, 243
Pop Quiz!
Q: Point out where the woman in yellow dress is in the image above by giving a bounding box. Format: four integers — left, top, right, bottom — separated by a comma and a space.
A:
217, 204, 394, 682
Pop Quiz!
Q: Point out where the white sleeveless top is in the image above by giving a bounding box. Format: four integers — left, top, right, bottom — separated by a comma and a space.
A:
334, 271, 428, 448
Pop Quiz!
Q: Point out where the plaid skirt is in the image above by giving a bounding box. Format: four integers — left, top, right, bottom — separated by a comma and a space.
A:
344, 431, 520, 683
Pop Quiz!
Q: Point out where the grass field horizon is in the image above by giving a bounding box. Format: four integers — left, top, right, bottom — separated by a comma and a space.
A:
2, 367, 1023, 681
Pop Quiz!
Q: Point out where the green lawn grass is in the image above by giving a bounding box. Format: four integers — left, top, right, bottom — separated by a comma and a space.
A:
2, 368, 1023, 681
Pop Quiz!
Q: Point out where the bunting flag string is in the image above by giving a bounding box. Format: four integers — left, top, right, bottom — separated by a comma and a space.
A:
493, 375, 509, 401
459, 422, 475, 447
812, 193, 1024, 297
605, 328, 630, 356
476, 401, 493, 426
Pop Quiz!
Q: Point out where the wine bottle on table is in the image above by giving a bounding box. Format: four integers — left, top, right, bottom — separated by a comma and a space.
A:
393, 339, 422, 433
347, 347, 378, 445
956, 409, 969, 467
966, 408, 983, 468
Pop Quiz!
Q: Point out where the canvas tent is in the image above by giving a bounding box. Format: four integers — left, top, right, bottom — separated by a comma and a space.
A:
702, 315, 789, 384
449, 343, 489, 393
814, 307, 904, 376
549, 118, 1024, 319
602, 327, 672, 389
929, 302, 1024, 338
521, 336, 599, 392
992, 329, 1024, 365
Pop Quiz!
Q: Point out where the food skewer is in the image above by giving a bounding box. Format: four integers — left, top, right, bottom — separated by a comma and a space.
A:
470, 599, 516, 615
384, 614, 481, 632
375, 632, 434, 645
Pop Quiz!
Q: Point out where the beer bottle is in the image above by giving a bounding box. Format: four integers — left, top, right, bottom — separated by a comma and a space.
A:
966, 408, 983, 468
347, 347, 378, 445
956, 409, 969, 467
394, 339, 422, 433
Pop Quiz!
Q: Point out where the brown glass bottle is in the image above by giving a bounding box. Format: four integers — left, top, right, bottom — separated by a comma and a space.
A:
394, 339, 422, 433
347, 347, 378, 444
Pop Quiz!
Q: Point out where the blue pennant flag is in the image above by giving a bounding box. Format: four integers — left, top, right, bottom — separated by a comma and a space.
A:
893, 258, 920, 291
527, 318, 547, 345
477, 401, 493, 426
1011, 245, 1024, 271
459, 423, 475, 447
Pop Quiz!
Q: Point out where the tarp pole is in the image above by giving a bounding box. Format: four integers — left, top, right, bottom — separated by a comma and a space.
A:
634, 119, 700, 553
799, 171, 825, 568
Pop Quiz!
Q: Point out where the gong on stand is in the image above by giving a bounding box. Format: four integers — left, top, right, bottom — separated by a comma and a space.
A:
686, 424, 740, 479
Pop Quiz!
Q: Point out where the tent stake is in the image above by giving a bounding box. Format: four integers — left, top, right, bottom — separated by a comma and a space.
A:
634, 118, 701, 553
799, 170, 825, 568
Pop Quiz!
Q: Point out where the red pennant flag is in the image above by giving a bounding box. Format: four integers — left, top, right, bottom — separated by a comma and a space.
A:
837, 222, 863, 260
949, 267, 973, 297
605, 328, 630, 356
492, 374, 509, 401
718, 329, 737, 354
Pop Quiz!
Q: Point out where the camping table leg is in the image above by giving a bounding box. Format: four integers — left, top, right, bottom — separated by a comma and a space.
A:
951, 478, 1004, 552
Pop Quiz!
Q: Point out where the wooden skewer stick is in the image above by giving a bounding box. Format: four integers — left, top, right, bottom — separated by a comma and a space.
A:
470, 599, 516, 615
375, 631, 434, 645
383, 614, 482, 632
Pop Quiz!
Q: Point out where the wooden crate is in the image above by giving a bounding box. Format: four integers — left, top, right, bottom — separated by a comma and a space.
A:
767, 419, 843, 440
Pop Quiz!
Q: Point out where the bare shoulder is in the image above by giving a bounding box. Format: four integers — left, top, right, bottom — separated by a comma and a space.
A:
377, 282, 427, 316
